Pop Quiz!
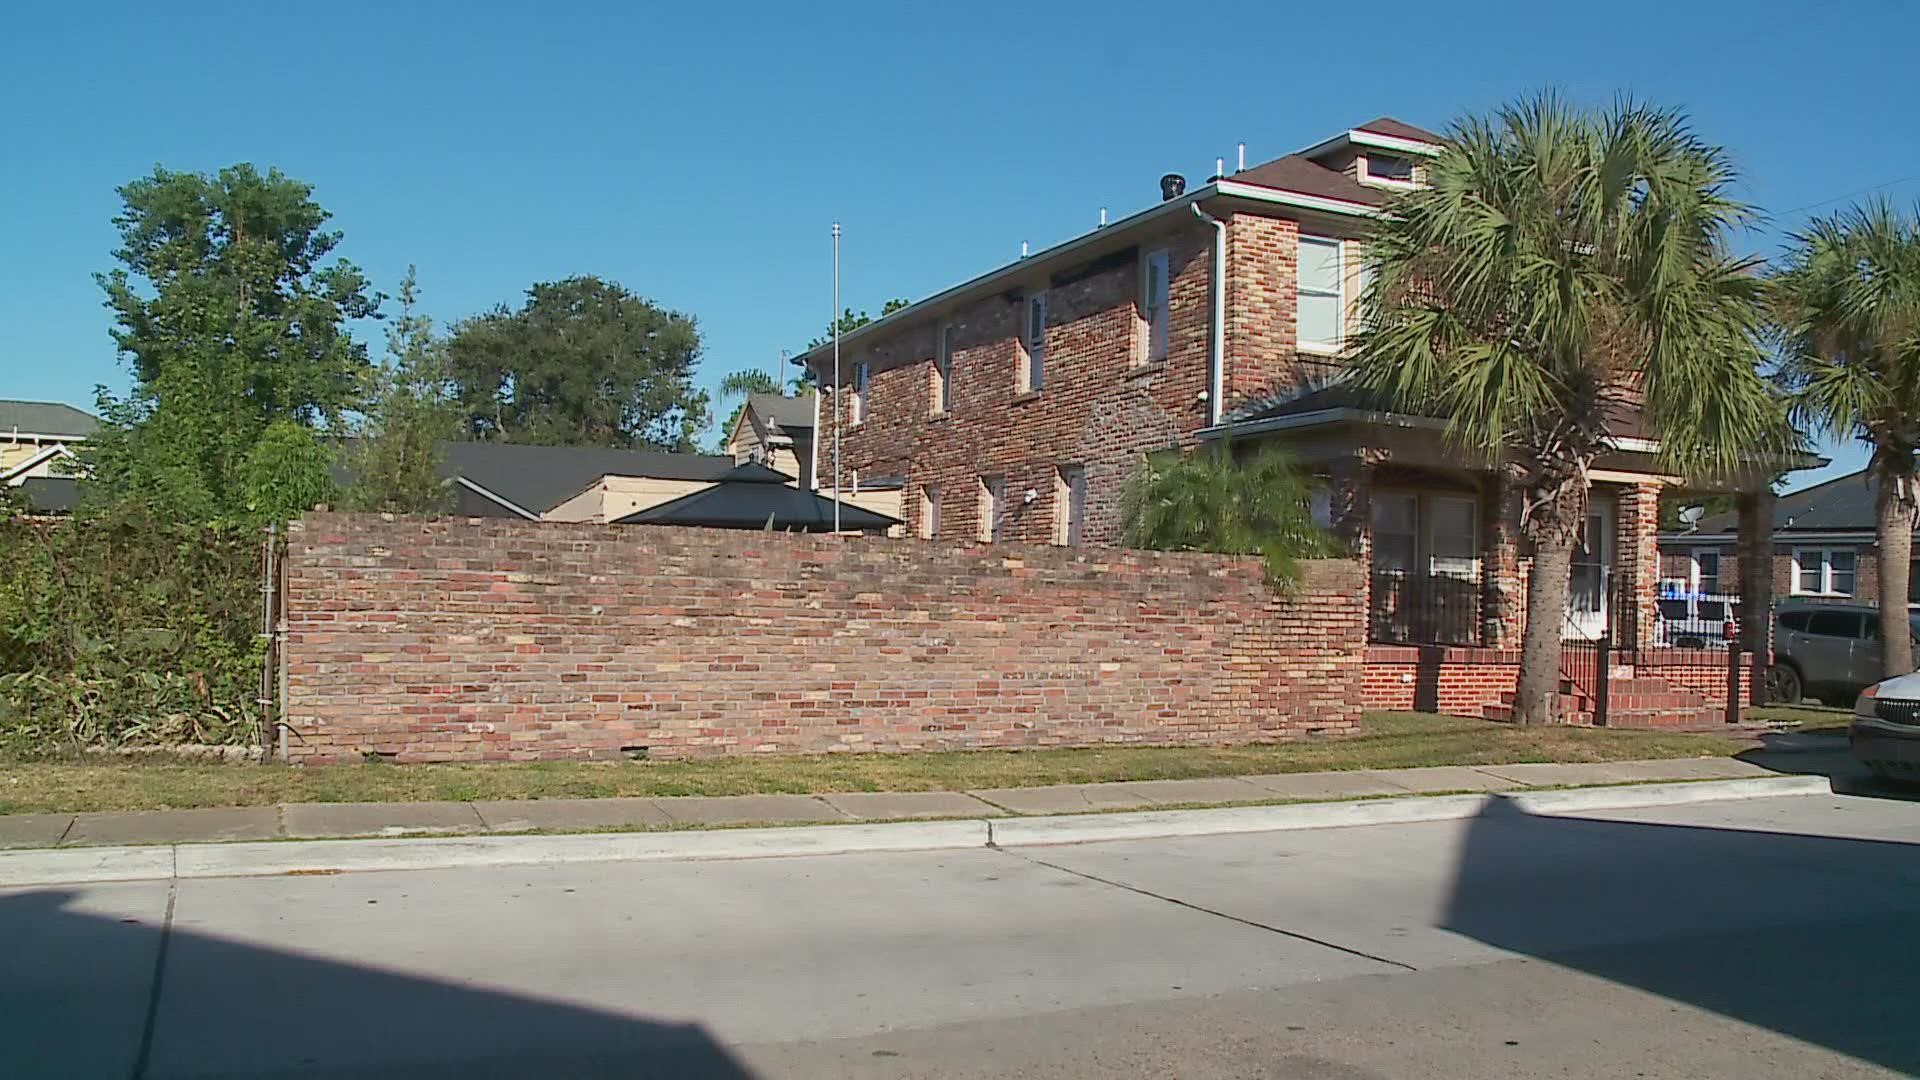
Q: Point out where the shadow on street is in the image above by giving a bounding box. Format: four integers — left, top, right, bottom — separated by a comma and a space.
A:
1441, 795, 1920, 1075
1736, 729, 1920, 802
0, 888, 755, 1079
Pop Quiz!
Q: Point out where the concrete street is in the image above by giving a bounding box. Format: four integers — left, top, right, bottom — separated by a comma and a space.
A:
5, 789, 1917, 1078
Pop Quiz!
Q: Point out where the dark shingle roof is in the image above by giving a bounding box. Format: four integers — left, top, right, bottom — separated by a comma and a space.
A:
16, 476, 79, 513
614, 464, 897, 532
437, 442, 741, 514
0, 400, 99, 438
1232, 155, 1386, 207
746, 393, 814, 434
1355, 117, 1445, 144
1689, 469, 1888, 536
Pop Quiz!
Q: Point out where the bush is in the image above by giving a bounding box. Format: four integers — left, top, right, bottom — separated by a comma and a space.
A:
0, 502, 265, 755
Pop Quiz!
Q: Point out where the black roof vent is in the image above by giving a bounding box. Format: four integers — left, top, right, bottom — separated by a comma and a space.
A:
1159, 173, 1186, 201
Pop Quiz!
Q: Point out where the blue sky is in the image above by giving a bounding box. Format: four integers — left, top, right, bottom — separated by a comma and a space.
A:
3, 1, 1915, 489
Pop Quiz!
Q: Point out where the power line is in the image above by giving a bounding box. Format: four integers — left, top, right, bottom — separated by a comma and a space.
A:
1772, 173, 1920, 219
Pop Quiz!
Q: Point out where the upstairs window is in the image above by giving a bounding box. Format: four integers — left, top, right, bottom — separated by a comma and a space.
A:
1297, 235, 1343, 352
1141, 248, 1170, 365
1793, 547, 1856, 597
851, 361, 869, 425
1365, 153, 1415, 183
978, 476, 1006, 542
932, 324, 954, 415
1055, 465, 1087, 546
919, 484, 941, 540
1019, 295, 1047, 392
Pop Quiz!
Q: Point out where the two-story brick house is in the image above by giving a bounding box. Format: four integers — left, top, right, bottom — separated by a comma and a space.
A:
790, 117, 1788, 724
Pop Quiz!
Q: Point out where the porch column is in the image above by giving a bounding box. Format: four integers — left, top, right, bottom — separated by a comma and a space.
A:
1326, 456, 1373, 638
1737, 488, 1777, 703
1615, 482, 1662, 655
1480, 471, 1524, 649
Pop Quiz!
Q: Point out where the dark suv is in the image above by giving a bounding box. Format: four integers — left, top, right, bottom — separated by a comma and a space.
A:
1770, 602, 1920, 705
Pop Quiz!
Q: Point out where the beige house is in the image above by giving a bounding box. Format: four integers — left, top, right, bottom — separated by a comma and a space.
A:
2, 400, 97, 513
724, 393, 816, 488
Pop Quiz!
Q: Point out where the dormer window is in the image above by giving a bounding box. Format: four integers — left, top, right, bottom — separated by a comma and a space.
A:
1365, 153, 1415, 183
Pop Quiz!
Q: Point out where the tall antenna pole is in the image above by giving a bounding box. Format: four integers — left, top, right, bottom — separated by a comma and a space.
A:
832, 222, 843, 534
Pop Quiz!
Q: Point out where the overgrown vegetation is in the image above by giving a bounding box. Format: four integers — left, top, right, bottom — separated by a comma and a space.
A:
1120, 443, 1338, 585
0, 504, 263, 755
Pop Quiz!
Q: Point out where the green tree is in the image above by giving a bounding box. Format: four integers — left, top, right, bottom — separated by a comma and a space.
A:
85, 164, 376, 525
1348, 95, 1784, 724
446, 276, 709, 450
1773, 200, 1920, 676
1120, 444, 1336, 585
342, 267, 459, 513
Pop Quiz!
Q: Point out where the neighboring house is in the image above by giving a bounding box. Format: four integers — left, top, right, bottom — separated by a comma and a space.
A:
436, 442, 744, 522
1660, 469, 1919, 609
2, 399, 98, 515
614, 463, 898, 533
725, 393, 817, 488
788, 115, 1797, 722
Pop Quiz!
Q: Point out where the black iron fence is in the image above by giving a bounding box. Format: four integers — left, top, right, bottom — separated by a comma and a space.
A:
1369, 571, 1483, 647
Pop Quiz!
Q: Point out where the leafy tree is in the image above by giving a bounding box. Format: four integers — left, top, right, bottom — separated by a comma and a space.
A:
1349, 95, 1785, 724
446, 276, 709, 450
1120, 444, 1336, 585
713, 369, 788, 451
1773, 200, 1920, 676
85, 163, 377, 525
342, 267, 459, 513
238, 420, 338, 523
796, 298, 911, 389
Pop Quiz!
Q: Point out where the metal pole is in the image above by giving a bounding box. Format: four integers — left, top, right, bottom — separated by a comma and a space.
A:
258, 522, 278, 759
832, 222, 842, 534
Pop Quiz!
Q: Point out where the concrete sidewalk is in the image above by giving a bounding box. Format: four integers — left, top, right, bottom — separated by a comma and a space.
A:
0, 755, 1789, 851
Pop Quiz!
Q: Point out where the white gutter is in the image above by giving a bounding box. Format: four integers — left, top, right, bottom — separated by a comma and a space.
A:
1293, 128, 1444, 161
790, 182, 1383, 374
1191, 204, 1227, 425
1196, 407, 1447, 442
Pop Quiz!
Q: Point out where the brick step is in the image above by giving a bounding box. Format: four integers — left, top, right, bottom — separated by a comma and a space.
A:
1484, 696, 1596, 725
1602, 709, 1727, 730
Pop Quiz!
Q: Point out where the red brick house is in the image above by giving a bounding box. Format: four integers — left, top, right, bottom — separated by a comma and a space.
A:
790, 117, 1789, 724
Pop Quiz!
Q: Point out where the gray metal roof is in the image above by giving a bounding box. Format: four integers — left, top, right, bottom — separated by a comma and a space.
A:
16, 476, 79, 513
1688, 469, 1887, 537
0, 400, 99, 438
746, 393, 814, 434
436, 442, 743, 514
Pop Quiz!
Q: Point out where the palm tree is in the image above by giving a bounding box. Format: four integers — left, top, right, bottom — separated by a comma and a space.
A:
1349, 95, 1784, 724
1120, 444, 1337, 586
1773, 201, 1920, 677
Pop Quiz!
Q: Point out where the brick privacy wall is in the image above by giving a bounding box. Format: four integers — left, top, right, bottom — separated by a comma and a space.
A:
1361, 646, 1745, 716
823, 218, 1215, 549
281, 515, 1367, 763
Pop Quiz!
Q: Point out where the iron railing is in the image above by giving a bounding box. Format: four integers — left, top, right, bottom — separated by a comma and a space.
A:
1369, 571, 1482, 647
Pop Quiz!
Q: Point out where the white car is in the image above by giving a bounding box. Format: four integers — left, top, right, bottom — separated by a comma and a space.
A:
1853, 671, 1920, 782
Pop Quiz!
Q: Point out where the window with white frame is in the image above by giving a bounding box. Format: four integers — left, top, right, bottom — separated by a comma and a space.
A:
932, 324, 954, 415
1364, 153, 1415, 183
1426, 496, 1479, 579
1692, 549, 1722, 595
1140, 248, 1170, 365
851, 361, 869, 424
978, 476, 1006, 542
1021, 294, 1046, 392
1054, 465, 1086, 546
1297, 235, 1344, 352
1793, 547, 1857, 596
1371, 493, 1418, 574
919, 484, 941, 540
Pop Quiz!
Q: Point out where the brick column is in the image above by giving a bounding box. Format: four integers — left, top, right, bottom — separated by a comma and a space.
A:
1327, 457, 1374, 639
1481, 470, 1524, 649
1737, 488, 1776, 702
1614, 483, 1662, 656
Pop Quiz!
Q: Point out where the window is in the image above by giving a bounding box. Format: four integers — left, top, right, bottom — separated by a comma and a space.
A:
1793, 547, 1856, 596
1141, 248, 1170, 365
1054, 465, 1086, 546
1371, 494, 1418, 574
1426, 496, 1478, 579
1021, 295, 1046, 392
1910, 558, 1919, 605
1806, 610, 1866, 640
1297, 235, 1343, 352
978, 476, 1006, 542
1693, 549, 1721, 595
919, 485, 941, 540
1778, 611, 1813, 634
1365, 153, 1414, 182
851, 362, 869, 425
932, 324, 954, 415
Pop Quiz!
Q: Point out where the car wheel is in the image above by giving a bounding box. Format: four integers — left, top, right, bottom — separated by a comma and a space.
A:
1766, 664, 1803, 705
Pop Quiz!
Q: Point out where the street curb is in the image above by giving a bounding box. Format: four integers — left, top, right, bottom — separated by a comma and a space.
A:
0, 776, 1834, 887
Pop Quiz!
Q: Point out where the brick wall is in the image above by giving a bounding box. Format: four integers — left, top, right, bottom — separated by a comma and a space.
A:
281, 514, 1367, 763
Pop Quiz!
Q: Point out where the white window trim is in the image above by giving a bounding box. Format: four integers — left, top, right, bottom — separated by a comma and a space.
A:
932, 324, 954, 416
1424, 494, 1480, 580
851, 361, 869, 426
1021, 294, 1046, 393
978, 476, 1005, 543
1689, 547, 1723, 595
1054, 465, 1086, 546
919, 485, 940, 540
1791, 546, 1857, 597
1297, 234, 1345, 355
1359, 153, 1419, 189
1139, 248, 1171, 366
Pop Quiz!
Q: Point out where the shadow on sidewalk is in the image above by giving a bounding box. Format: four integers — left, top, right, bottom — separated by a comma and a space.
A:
1734, 730, 1920, 803
1441, 795, 1920, 1075
0, 888, 756, 1079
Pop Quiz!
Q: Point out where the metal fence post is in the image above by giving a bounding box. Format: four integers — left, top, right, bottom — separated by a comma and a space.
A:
1725, 613, 1743, 725
258, 521, 279, 759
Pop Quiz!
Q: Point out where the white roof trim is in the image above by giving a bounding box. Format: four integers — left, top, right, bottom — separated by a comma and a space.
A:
452, 476, 540, 520
1, 431, 90, 444
1, 443, 78, 483
1296, 128, 1445, 161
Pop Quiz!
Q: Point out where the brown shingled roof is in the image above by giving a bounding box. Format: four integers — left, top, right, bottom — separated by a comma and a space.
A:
1354, 116, 1445, 144
1230, 154, 1386, 207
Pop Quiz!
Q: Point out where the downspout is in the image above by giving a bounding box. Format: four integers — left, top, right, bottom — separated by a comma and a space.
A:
1191, 202, 1227, 426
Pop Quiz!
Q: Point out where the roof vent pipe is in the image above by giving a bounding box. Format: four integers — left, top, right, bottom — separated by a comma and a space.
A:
1209, 157, 1225, 182
1160, 173, 1186, 201
1098, 207, 1108, 228
1237, 142, 1246, 172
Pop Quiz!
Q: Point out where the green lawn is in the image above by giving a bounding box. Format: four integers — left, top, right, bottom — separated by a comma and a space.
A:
0, 713, 1753, 815
1747, 703, 1853, 736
